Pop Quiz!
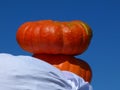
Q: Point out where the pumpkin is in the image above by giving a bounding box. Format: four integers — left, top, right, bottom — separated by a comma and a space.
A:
33, 54, 92, 82
16, 20, 92, 55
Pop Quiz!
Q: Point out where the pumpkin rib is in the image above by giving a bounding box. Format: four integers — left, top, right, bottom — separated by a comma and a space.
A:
16, 22, 29, 48
26, 23, 35, 53
61, 22, 76, 54
42, 22, 51, 53
79, 22, 87, 54
65, 22, 76, 54
70, 21, 84, 55
35, 22, 43, 53
69, 22, 84, 54
48, 22, 62, 54
38, 21, 51, 54
62, 22, 71, 54
79, 21, 92, 54
19, 22, 34, 52
82, 59, 92, 82
71, 21, 90, 54
38, 22, 47, 54
30, 23, 40, 53
80, 22, 93, 48
60, 22, 66, 54
56, 22, 64, 54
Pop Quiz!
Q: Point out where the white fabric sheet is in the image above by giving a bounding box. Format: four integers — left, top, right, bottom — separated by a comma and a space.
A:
0, 53, 92, 90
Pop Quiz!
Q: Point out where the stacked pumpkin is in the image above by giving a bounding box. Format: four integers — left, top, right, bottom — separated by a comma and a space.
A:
16, 20, 93, 82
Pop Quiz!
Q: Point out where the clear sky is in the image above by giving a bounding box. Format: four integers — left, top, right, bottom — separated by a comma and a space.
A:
0, 0, 120, 90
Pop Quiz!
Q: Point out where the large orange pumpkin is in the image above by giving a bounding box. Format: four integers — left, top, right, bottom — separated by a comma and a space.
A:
16, 20, 92, 55
33, 54, 92, 82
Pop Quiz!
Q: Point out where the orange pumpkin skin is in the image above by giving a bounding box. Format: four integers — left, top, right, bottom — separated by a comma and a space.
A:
33, 54, 92, 82
16, 20, 92, 55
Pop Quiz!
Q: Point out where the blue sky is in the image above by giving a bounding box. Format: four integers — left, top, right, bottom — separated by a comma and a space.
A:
0, 0, 120, 90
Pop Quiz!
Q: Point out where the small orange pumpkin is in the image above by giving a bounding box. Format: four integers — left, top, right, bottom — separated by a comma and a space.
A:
33, 54, 92, 82
16, 20, 92, 55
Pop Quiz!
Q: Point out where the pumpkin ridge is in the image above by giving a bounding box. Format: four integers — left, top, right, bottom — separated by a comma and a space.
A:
60, 22, 66, 54
36, 23, 43, 53
58, 22, 64, 54
71, 21, 85, 54
23, 23, 34, 52
70, 22, 84, 54
79, 21, 92, 38
31, 23, 40, 53
72, 21, 90, 54
16, 22, 29, 50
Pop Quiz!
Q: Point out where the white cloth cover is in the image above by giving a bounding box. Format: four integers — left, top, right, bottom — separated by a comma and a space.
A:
0, 53, 92, 90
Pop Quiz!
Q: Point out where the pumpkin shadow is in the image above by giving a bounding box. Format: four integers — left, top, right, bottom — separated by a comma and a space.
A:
33, 54, 90, 70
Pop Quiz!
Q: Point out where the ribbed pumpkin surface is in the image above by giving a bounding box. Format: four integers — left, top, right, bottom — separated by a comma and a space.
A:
16, 20, 92, 55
